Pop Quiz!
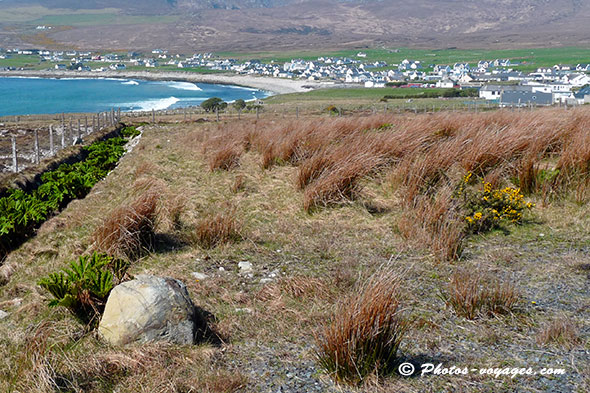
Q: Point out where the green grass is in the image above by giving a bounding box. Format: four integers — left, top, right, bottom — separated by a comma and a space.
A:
265, 87, 462, 103
220, 46, 590, 71
0, 55, 46, 69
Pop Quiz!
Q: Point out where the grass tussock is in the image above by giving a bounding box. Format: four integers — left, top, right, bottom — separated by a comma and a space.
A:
315, 269, 410, 385
537, 316, 580, 349
92, 190, 160, 259
398, 185, 465, 262
208, 144, 243, 171
443, 269, 519, 319
191, 207, 242, 249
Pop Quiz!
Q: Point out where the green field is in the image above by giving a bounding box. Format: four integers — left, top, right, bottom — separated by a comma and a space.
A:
0, 54, 46, 69
265, 87, 468, 103
220, 46, 590, 71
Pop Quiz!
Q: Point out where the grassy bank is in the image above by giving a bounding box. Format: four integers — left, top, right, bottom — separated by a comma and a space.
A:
0, 108, 588, 392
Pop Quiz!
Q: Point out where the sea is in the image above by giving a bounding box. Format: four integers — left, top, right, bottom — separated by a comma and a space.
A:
0, 77, 269, 116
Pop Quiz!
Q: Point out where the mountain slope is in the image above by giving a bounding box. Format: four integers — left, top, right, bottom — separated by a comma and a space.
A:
1, 0, 590, 51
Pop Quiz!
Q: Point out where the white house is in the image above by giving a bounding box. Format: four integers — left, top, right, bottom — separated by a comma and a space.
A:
436, 79, 454, 88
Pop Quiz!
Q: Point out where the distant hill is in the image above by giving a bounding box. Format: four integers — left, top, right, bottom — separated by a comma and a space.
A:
1, 0, 590, 51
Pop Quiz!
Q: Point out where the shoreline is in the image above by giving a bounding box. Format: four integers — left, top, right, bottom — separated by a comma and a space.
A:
0, 69, 326, 95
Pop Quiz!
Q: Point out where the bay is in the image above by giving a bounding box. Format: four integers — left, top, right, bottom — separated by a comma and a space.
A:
0, 77, 268, 116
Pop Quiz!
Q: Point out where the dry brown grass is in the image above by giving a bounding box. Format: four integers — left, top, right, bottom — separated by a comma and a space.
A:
536, 316, 580, 349
208, 144, 243, 171
398, 185, 465, 262
204, 109, 590, 214
315, 269, 410, 385
92, 191, 160, 259
257, 275, 330, 302
444, 269, 519, 319
191, 207, 242, 249
6, 322, 246, 393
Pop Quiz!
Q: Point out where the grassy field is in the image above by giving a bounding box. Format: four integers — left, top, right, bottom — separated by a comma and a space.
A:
0, 107, 588, 392
263, 87, 484, 113
220, 46, 590, 71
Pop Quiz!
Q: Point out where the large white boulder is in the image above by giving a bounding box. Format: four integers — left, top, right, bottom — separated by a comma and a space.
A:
98, 275, 196, 346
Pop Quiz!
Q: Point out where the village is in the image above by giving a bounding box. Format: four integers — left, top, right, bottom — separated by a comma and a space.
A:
1, 47, 590, 106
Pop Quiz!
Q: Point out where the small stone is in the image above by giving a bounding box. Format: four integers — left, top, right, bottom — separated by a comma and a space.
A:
218, 267, 225, 272
260, 278, 273, 284
539, 233, 545, 237
0, 310, 8, 320
235, 307, 253, 314
191, 272, 208, 280
238, 261, 253, 273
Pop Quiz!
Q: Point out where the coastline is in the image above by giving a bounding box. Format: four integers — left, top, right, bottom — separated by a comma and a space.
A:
0, 69, 325, 95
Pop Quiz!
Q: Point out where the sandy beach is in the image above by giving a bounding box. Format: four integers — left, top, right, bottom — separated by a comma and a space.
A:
0, 69, 327, 95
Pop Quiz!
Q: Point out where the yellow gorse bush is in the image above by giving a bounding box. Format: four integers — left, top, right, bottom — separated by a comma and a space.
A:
459, 172, 535, 233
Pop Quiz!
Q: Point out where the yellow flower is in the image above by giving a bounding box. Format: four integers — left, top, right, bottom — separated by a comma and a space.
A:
474, 212, 483, 220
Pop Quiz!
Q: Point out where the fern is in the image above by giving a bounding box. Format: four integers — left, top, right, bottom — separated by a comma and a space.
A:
38, 252, 129, 328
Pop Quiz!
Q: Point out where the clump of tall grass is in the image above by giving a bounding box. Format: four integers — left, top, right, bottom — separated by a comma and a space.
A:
441, 269, 519, 319
208, 144, 243, 171
315, 269, 410, 385
92, 191, 160, 259
191, 207, 241, 249
537, 316, 580, 348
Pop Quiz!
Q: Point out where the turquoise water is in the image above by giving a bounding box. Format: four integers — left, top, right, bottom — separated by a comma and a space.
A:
0, 77, 269, 116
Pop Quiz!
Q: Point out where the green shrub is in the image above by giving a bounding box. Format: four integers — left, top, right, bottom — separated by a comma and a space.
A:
120, 126, 140, 139
0, 137, 129, 257
38, 252, 129, 327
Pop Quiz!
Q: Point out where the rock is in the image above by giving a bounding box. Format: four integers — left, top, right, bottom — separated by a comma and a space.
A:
0, 310, 8, 320
238, 261, 253, 273
218, 267, 226, 272
191, 272, 208, 281
98, 275, 196, 346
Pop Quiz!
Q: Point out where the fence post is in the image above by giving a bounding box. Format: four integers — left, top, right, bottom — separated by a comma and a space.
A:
256, 106, 259, 119
85, 116, 89, 134
49, 125, 54, 156
77, 119, 81, 141
117, 108, 121, 123
97, 113, 101, 130
11, 136, 18, 173
34, 129, 40, 165
69, 118, 73, 144
296, 106, 299, 118
61, 125, 65, 149
152, 109, 155, 123
216, 107, 219, 122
